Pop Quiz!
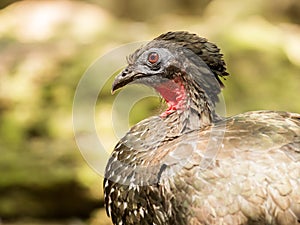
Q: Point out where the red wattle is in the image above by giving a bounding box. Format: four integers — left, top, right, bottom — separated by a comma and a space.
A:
154, 79, 186, 117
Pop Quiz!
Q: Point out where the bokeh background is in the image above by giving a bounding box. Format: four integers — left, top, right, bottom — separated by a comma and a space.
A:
0, 0, 299, 224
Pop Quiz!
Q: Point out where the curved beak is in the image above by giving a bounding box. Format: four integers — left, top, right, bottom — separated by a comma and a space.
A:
111, 67, 134, 94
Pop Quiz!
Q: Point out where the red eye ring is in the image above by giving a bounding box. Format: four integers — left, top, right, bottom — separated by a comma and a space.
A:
148, 52, 159, 64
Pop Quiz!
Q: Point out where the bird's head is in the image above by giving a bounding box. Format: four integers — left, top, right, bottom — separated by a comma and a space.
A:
112, 31, 229, 118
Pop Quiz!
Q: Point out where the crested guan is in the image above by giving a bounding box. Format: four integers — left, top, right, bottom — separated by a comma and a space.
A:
104, 31, 300, 225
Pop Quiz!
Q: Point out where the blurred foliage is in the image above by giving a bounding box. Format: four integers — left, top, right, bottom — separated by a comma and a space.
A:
0, 0, 20, 9
91, 0, 211, 21
0, 0, 299, 224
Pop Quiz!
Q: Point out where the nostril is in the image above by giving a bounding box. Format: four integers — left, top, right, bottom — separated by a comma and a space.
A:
121, 68, 129, 77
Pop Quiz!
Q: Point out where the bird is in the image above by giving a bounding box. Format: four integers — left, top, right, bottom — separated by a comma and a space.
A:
103, 31, 300, 225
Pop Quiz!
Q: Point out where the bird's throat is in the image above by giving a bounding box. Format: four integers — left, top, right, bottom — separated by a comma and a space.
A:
154, 78, 187, 117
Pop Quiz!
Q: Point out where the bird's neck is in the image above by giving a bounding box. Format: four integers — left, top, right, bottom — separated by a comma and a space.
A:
154, 78, 214, 134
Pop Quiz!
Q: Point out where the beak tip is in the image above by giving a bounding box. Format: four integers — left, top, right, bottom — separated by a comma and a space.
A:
111, 79, 120, 94
111, 87, 116, 95
110, 67, 133, 94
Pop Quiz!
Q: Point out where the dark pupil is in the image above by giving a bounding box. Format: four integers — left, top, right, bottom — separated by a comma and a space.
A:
149, 53, 158, 63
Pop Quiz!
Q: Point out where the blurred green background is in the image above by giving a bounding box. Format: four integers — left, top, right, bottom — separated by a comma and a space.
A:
0, 0, 299, 224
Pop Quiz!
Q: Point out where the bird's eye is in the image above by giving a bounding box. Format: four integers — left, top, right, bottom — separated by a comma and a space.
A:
148, 52, 159, 64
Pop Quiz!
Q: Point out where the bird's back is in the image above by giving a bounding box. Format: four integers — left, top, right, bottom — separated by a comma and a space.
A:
104, 110, 300, 225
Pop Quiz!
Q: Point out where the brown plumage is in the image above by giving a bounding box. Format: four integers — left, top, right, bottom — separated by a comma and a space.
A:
104, 31, 300, 225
